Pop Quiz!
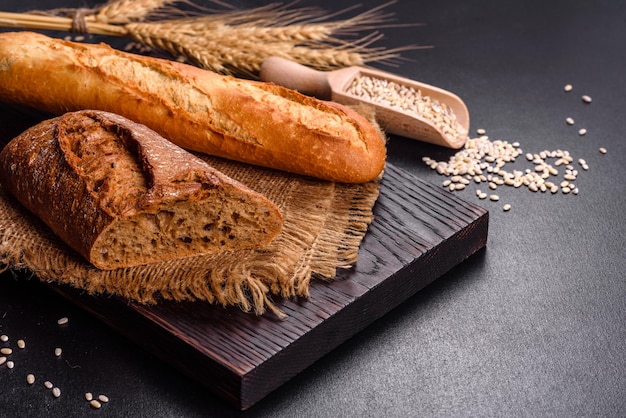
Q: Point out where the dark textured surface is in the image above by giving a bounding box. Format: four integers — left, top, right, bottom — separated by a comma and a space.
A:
40, 164, 487, 410
1, 0, 626, 416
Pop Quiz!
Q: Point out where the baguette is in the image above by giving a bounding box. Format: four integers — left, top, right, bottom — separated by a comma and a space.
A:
0, 31, 386, 183
0, 110, 283, 270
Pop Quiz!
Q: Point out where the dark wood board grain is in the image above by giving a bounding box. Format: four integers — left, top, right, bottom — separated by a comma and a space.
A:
45, 163, 489, 410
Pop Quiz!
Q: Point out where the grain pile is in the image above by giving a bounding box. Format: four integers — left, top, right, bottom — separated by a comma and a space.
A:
346, 74, 467, 145
422, 84, 608, 211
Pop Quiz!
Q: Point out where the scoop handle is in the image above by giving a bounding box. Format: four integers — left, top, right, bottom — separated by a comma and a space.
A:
260, 57, 332, 100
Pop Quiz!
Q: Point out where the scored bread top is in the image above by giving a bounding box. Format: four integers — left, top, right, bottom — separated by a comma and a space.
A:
0, 110, 283, 270
0, 32, 386, 183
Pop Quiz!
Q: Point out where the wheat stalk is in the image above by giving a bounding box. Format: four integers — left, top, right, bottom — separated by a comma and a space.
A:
95, 0, 179, 24
0, 0, 423, 77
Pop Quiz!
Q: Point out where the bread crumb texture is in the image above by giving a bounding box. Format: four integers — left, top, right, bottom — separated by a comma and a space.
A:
0, 110, 283, 270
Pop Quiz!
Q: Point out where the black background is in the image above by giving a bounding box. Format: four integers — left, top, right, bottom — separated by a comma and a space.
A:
1, 0, 625, 416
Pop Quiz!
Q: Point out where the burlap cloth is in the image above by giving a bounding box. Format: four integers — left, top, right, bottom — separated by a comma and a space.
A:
0, 154, 380, 317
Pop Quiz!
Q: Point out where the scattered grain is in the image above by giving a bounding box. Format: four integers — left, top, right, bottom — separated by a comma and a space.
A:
0, 335, 7, 342
1, 348, 12, 355
578, 128, 587, 136
27, 374, 35, 384
423, 133, 585, 199
0, 357, 6, 366
85, 392, 94, 401
98, 394, 110, 403
476, 128, 486, 135
489, 194, 500, 201
57, 317, 69, 326
44, 381, 53, 389
7, 361, 14, 369
599, 147, 607, 154
566, 117, 574, 125
52, 387, 61, 398
581, 95, 592, 103
17, 339, 25, 349
90, 399, 102, 409
54, 348, 62, 357
564, 84, 573, 92
503, 204, 511, 211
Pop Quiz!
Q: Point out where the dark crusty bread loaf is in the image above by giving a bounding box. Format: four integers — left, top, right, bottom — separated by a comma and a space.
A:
0, 110, 283, 270
0, 31, 386, 183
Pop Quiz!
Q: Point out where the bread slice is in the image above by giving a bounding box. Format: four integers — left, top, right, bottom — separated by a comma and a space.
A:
0, 110, 283, 270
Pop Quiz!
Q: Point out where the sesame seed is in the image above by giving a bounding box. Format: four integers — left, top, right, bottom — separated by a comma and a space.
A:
564, 84, 573, 92
57, 317, 69, 326
578, 128, 587, 136
90, 400, 102, 409
27, 374, 35, 384
85, 392, 93, 401
503, 204, 511, 211
7, 361, 14, 369
566, 117, 574, 125
17, 339, 25, 349
599, 147, 607, 154
52, 387, 61, 398
0, 335, 7, 342
489, 194, 500, 201
44, 381, 53, 389
0, 357, 6, 366
54, 348, 62, 357
581, 95, 592, 103
1, 348, 12, 355
98, 394, 109, 403
476, 128, 486, 135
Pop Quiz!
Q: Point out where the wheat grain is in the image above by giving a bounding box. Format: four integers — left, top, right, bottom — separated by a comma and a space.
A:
0, 2, 416, 77
96, 0, 178, 24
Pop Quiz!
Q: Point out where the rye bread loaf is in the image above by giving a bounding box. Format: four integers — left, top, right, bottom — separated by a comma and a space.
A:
0, 110, 283, 270
0, 31, 386, 183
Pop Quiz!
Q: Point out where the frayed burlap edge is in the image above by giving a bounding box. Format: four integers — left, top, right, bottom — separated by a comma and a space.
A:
0, 158, 380, 317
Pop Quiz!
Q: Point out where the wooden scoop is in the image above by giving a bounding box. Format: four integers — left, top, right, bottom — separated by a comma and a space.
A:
260, 57, 470, 149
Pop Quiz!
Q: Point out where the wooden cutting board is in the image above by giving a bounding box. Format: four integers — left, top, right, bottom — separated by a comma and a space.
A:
45, 163, 489, 410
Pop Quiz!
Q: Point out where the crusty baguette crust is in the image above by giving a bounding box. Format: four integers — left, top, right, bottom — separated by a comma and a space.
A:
0, 110, 283, 270
0, 31, 386, 183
